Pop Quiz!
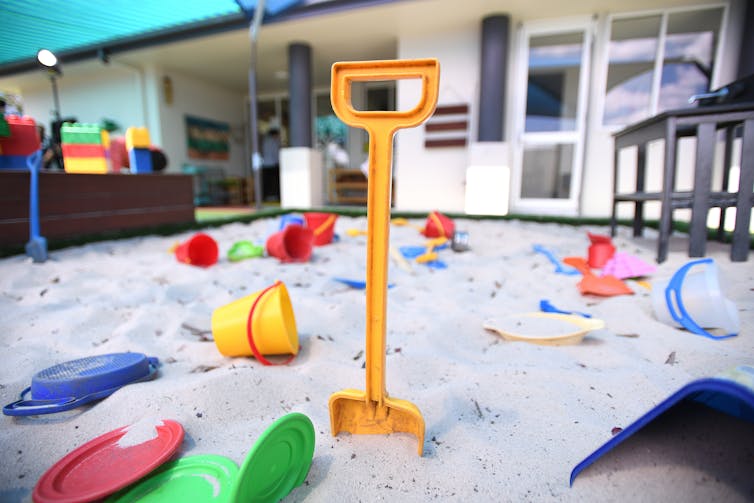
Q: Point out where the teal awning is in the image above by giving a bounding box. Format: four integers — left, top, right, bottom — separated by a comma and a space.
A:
0, 0, 304, 75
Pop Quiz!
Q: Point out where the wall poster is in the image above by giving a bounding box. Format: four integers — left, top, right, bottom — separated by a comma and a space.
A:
185, 115, 230, 160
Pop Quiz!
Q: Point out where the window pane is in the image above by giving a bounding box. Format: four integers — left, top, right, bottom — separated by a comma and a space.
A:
603, 15, 661, 126
525, 33, 583, 132
521, 143, 574, 198
658, 8, 723, 112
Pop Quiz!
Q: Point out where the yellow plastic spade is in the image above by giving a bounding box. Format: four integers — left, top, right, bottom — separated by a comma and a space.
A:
328, 59, 439, 456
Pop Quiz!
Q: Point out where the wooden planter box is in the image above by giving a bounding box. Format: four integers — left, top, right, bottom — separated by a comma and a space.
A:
0, 171, 195, 246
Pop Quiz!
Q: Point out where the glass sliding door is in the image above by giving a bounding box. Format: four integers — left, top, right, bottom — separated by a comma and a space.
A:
512, 19, 592, 214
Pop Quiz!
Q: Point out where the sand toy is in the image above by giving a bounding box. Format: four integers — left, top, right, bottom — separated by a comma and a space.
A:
211, 281, 299, 365
423, 211, 455, 238
651, 258, 739, 340
389, 245, 413, 273
539, 299, 592, 318
279, 213, 305, 230
3, 353, 158, 416
328, 58, 439, 456
571, 365, 754, 485
304, 212, 338, 245
333, 277, 395, 289
174, 233, 218, 267
533, 244, 580, 275
265, 224, 313, 262
34, 420, 184, 502
110, 413, 315, 503
451, 230, 470, 252
601, 251, 655, 279
108, 455, 238, 502
390, 217, 424, 232
586, 232, 615, 268
564, 256, 634, 297
228, 240, 264, 262
25, 150, 48, 263
483, 312, 605, 346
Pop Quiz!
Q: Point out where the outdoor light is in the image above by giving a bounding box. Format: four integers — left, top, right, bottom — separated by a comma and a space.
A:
36, 49, 62, 121
37, 49, 58, 68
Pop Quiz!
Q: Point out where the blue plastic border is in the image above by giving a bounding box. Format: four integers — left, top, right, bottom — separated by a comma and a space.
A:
569, 378, 754, 486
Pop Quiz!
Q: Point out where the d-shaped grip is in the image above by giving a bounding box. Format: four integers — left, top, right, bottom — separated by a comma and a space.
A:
330, 58, 439, 132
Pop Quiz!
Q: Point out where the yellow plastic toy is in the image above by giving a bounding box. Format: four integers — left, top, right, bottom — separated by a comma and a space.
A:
345, 228, 368, 237
328, 58, 439, 456
415, 251, 438, 264
390, 217, 424, 231
483, 313, 605, 346
125, 127, 151, 150
211, 281, 298, 358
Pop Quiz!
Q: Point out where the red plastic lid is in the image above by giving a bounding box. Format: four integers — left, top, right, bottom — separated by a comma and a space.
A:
33, 419, 184, 503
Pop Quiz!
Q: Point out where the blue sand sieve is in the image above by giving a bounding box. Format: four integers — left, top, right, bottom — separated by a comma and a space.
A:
3, 353, 159, 416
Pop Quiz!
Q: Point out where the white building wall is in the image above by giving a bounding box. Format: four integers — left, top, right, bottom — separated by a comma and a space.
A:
151, 69, 246, 176
395, 27, 481, 213
11, 62, 247, 177
19, 65, 145, 138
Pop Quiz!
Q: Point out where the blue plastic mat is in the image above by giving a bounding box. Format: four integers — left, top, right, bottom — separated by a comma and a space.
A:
570, 365, 754, 485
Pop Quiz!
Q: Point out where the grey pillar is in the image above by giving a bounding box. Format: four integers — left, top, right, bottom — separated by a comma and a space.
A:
477, 15, 510, 142
737, 0, 754, 79
288, 43, 312, 147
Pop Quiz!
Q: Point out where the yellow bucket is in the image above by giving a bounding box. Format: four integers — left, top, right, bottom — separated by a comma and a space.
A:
211, 281, 298, 359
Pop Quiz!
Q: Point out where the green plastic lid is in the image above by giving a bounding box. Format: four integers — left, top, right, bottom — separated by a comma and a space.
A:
107, 454, 239, 502
230, 412, 315, 503
228, 241, 264, 262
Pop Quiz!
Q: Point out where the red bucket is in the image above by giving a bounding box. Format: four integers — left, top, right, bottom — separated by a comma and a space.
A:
587, 232, 616, 269
423, 211, 454, 238
175, 233, 218, 267
304, 212, 338, 246
266, 225, 314, 263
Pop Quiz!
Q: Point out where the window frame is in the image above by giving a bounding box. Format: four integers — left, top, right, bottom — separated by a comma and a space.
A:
599, 2, 729, 131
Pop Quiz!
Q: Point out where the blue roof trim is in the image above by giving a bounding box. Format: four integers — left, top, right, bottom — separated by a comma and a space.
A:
0, 0, 406, 77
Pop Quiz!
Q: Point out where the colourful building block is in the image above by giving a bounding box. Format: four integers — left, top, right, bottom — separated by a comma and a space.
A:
0, 115, 40, 156
60, 123, 102, 144
59, 122, 110, 173
63, 157, 108, 174
0, 154, 29, 169
126, 127, 150, 150
62, 143, 106, 158
0, 116, 9, 137
101, 129, 112, 171
100, 129, 111, 149
129, 148, 153, 173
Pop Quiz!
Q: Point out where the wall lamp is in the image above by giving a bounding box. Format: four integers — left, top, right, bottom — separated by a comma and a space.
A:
36, 49, 62, 120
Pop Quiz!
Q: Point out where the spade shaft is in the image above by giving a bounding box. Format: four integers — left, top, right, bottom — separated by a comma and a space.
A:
328, 59, 439, 456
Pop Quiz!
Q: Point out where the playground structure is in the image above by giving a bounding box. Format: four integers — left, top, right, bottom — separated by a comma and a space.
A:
0, 120, 193, 252
60, 122, 109, 174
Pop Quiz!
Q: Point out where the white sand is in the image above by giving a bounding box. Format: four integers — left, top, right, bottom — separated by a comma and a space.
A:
1, 216, 752, 502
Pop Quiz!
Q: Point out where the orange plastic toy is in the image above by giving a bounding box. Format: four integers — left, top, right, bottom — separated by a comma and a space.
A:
564, 256, 633, 297
328, 58, 439, 456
